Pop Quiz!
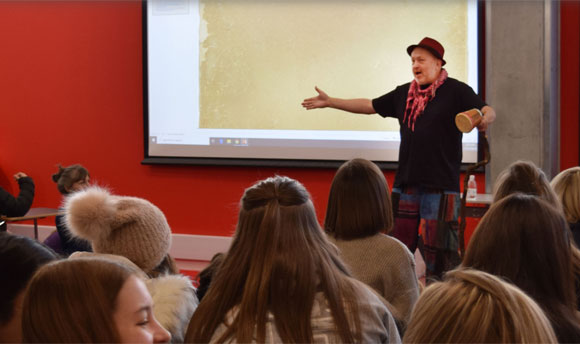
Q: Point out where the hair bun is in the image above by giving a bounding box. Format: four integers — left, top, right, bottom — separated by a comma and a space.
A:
51, 165, 65, 183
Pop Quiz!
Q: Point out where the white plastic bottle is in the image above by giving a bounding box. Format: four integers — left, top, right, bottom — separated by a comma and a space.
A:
467, 175, 477, 200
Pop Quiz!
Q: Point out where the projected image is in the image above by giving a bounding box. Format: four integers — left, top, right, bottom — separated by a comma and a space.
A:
199, 1, 470, 132
146, 0, 480, 164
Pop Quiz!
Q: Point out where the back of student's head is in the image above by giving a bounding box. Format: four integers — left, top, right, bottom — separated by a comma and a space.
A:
403, 268, 557, 343
551, 166, 580, 224
493, 160, 559, 206
185, 176, 360, 343
0, 233, 58, 342
22, 258, 133, 343
195, 252, 225, 302
232, 176, 343, 279
149, 253, 179, 278
52, 164, 89, 195
462, 194, 580, 341
325, 158, 393, 239
64, 186, 172, 277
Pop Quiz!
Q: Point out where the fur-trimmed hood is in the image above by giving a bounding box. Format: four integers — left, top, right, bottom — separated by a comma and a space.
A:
147, 274, 199, 343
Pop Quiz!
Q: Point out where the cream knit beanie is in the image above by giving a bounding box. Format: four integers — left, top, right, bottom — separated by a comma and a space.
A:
64, 187, 171, 273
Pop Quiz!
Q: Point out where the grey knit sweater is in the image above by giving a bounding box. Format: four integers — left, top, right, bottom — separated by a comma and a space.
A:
328, 233, 420, 327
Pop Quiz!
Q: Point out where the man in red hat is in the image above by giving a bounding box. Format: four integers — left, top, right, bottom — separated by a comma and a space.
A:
302, 37, 496, 281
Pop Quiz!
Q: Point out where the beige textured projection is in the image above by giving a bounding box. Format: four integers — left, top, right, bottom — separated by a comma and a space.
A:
198, 0, 468, 131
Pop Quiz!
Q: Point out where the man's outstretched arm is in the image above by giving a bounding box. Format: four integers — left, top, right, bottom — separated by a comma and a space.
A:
302, 86, 375, 114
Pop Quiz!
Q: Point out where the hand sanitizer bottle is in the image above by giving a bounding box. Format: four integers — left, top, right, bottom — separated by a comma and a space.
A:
467, 175, 477, 200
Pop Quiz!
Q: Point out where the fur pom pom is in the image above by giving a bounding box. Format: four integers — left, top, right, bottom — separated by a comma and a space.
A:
64, 186, 116, 241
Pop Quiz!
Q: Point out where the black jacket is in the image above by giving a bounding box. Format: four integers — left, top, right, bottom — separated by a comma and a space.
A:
0, 176, 35, 217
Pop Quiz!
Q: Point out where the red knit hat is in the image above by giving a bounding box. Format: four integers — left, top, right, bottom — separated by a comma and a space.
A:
407, 37, 446, 66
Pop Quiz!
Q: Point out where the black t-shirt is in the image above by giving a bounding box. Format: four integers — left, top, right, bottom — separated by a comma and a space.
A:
372, 78, 486, 192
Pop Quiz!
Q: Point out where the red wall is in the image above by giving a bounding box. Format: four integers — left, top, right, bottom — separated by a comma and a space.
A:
0, 1, 494, 238
560, 1, 580, 170
0, 1, 374, 236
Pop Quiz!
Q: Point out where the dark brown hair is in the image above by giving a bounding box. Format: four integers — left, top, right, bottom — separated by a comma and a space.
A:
0, 233, 57, 325
51, 164, 89, 195
462, 194, 580, 342
149, 253, 179, 278
22, 258, 134, 343
195, 252, 225, 302
325, 158, 393, 239
185, 176, 362, 343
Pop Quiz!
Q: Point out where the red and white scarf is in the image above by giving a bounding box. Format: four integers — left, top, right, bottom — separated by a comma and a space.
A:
403, 69, 448, 131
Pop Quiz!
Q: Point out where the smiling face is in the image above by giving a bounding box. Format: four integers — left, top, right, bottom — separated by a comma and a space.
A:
113, 276, 171, 344
411, 47, 442, 85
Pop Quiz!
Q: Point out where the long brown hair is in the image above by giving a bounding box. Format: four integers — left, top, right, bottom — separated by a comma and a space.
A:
462, 194, 580, 341
493, 161, 580, 286
324, 158, 393, 239
185, 176, 362, 343
22, 258, 134, 343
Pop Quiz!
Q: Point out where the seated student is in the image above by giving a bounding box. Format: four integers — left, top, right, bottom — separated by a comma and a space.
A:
0, 172, 34, 231
492, 160, 580, 311
185, 176, 400, 343
324, 158, 419, 330
0, 233, 58, 343
551, 166, 580, 247
492, 160, 560, 204
195, 252, 225, 303
403, 268, 557, 343
64, 186, 198, 342
46, 164, 92, 255
462, 194, 580, 343
22, 258, 171, 343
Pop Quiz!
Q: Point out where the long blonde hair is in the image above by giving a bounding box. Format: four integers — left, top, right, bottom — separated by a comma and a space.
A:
185, 176, 362, 343
404, 268, 557, 343
551, 166, 580, 224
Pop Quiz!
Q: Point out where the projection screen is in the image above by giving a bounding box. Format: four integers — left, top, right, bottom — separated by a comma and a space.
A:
143, 0, 481, 167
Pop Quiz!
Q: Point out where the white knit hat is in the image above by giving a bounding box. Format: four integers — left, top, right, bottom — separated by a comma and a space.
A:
64, 187, 171, 273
